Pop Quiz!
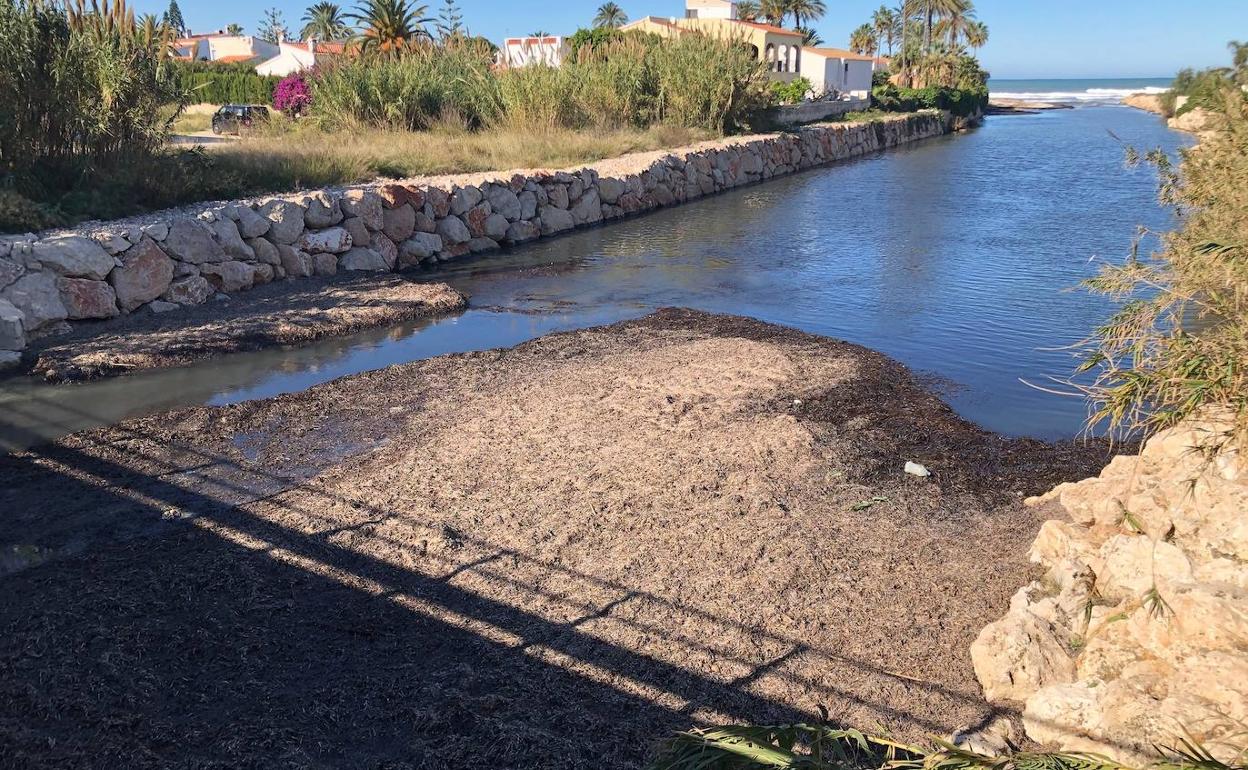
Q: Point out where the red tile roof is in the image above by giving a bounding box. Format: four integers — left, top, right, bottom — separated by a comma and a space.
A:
286, 40, 347, 54
736, 20, 802, 38
805, 46, 875, 61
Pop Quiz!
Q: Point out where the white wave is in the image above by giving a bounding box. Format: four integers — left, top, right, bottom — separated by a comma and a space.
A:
991, 86, 1169, 105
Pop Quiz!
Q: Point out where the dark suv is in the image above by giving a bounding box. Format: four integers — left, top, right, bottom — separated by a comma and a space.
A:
211, 104, 269, 135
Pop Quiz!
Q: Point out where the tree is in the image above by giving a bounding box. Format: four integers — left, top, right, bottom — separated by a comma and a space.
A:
735, 0, 760, 21
435, 0, 462, 40
226, 22, 244, 35
964, 19, 987, 52
786, 0, 826, 27
347, 0, 432, 52
921, 0, 965, 54
872, 5, 895, 55
592, 2, 627, 29
528, 29, 550, 37
162, 0, 185, 36
258, 8, 290, 43
936, 0, 976, 49
797, 26, 822, 46
301, 2, 349, 40
760, 0, 787, 25
849, 23, 877, 55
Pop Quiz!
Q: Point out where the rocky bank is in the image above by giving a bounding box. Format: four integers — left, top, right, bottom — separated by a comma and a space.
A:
972, 420, 1247, 764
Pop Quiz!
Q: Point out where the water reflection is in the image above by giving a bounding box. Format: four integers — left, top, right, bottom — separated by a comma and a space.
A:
0, 106, 1188, 452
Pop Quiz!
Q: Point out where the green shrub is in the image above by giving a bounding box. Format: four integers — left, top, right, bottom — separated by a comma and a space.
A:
308, 41, 501, 130
771, 76, 813, 105
871, 83, 987, 117
0, 189, 63, 232
174, 60, 279, 105
0, 0, 185, 232
1080, 86, 1248, 450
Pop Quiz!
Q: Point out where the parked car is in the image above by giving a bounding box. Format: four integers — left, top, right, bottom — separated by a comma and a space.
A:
211, 104, 270, 135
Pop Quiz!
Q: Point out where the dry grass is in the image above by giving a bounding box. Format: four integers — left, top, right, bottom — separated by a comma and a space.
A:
204, 122, 713, 192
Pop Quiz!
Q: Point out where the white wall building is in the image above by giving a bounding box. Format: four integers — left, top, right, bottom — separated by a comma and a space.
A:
255, 40, 345, 77
684, 0, 737, 19
174, 33, 278, 64
800, 48, 875, 98
501, 36, 571, 68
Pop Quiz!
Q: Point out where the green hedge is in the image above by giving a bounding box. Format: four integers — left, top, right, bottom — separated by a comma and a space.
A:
871, 84, 988, 117
174, 61, 279, 105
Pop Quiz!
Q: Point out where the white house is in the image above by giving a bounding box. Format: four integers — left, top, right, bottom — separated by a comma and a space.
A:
501, 36, 571, 68
683, 0, 737, 19
800, 47, 875, 98
174, 33, 278, 64
255, 39, 345, 76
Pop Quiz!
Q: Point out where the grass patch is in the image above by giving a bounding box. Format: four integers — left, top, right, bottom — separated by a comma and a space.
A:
206, 123, 714, 192
169, 110, 213, 135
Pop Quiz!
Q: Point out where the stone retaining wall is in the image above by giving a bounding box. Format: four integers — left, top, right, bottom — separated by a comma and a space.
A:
0, 111, 956, 369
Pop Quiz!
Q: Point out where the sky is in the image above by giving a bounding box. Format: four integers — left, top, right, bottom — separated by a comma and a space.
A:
147, 0, 1248, 79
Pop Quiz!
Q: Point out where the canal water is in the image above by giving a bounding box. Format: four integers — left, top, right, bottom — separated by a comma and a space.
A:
0, 106, 1187, 452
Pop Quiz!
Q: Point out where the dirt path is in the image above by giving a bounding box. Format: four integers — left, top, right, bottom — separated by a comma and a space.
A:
0, 309, 1112, 769
28, 275, 465, 382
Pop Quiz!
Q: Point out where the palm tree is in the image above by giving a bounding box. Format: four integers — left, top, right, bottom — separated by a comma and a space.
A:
735, 0, 760, 21
872, 5, 895, 55
592, 2, 627, 29
226, 22, 244, 34
528, 29, 550, 36
922, 0, 965, 54
302, 2, 349, 40
797, 26, 822, 46
849, 23, 877, 56
347, 0, 431, 52
964, 19, 987, 53
787, 0, 826, 27
760, 0, 787, 25
936, 0, 975, 48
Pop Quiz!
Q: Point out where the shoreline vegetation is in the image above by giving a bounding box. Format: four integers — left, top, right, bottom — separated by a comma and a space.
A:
0, 0, 987, 234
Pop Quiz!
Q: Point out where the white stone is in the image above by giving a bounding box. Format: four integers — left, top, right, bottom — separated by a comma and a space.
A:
163, 276, 213, 306
435, 215, 471, 245
972, 609, 1075, 703
538, 205, 576, 235
398, 233, 442, 264
0, 271, 67, 332
31, 236, 115, 280
0, 298, 25, 350
258, 199, 306, 244
338, 247, 390, 272
163, 219, 227, 264
299, 227, 353, 254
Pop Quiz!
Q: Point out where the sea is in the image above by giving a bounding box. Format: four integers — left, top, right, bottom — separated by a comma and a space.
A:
987, 77, 1173, 105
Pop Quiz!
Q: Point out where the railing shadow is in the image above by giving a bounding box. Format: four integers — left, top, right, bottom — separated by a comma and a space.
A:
2, 369, 1077, 766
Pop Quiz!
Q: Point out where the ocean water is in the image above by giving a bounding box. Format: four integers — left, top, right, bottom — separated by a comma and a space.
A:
989, 77, 1173, 105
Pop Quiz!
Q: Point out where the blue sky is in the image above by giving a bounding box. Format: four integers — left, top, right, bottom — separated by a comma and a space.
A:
150, 0, 1248, 79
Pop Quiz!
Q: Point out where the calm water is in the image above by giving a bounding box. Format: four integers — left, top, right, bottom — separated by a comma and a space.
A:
0, 106, 1188, 451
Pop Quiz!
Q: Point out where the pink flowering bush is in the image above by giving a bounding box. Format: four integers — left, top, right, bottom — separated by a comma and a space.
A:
273, 73, 312, 117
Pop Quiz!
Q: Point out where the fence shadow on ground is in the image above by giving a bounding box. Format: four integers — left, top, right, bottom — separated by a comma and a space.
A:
0, 390, 1029, 768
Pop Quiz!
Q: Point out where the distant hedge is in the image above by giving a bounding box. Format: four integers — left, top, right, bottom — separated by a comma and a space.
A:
174, 61, 279, 105
871, 84, 988, 117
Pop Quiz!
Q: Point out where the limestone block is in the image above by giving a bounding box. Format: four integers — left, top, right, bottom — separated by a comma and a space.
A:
31, 236, 114, 280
